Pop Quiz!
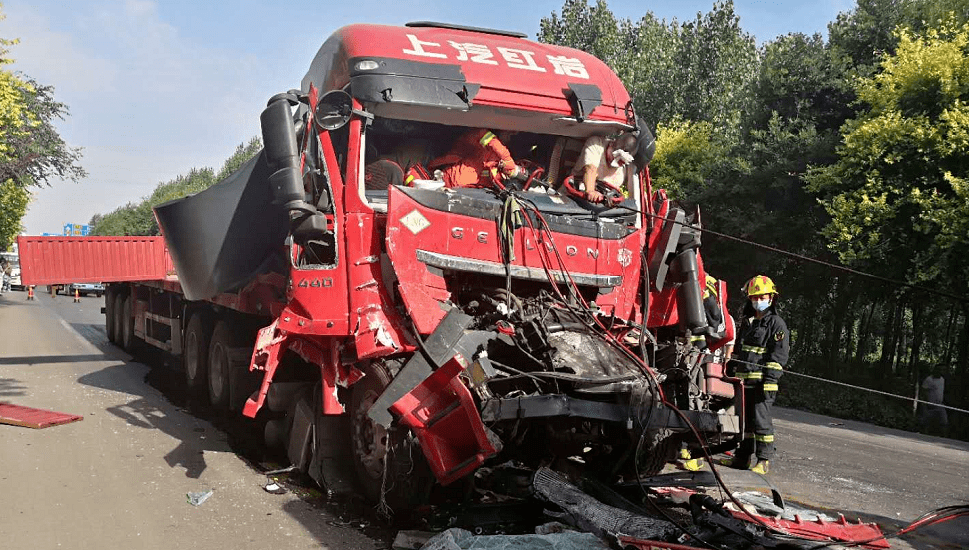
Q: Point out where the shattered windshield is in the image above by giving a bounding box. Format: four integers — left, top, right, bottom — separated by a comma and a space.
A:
357, 116, 641, 223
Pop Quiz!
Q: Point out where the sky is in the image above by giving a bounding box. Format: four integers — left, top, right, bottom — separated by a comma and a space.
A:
1, 0, 855, 236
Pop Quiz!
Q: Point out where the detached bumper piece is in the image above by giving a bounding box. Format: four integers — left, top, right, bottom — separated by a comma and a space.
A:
389, 353, 497, 486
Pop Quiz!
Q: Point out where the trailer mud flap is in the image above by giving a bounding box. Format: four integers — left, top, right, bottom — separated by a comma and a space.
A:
388, 353, 497, 486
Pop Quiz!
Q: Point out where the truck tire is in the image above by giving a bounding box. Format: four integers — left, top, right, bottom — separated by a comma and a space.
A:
350, 362, 433, 513
637, 430, 677, 477
208, 319, 248, 412
183, 312, 212, 400
104, 292, 116, 344
120, 294, 140, 353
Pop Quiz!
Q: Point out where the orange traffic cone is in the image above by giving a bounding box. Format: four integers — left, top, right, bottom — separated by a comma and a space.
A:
73, 288, 80, 303
27, 286, 34, 300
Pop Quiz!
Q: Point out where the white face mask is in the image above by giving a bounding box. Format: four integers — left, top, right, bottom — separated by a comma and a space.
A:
609, 149, 634, 169
752, 298, 771, 312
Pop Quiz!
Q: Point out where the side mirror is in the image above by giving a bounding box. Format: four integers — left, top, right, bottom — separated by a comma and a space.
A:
315, 90, 354, 131
634, 118, 656, 168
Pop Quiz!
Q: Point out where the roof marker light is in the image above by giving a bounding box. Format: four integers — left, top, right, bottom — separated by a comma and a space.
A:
355, 60, 379, 71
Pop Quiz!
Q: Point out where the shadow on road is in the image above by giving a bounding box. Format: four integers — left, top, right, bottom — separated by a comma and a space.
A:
0, 354, 108, 366
775, 407, 969, 455
0, 377, 27, 397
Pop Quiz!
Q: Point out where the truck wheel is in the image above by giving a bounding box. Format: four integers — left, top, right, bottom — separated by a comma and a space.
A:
349, 362, 433, 513
208, 320, 245, 411
105, 292, 116, 344
114, 294, 126, 347
184, 313, 212, 400
637, 430, 677, 477
120, 294, 140, 353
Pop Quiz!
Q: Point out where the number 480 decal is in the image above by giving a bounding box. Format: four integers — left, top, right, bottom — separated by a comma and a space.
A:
297, 277, 333, 288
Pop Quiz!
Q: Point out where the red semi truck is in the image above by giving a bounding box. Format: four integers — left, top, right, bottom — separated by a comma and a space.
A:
20, 22, 740, 512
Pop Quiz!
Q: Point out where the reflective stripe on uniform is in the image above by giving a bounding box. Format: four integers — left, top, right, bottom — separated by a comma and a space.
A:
742, 345, 766, 354
404, 174, 415, 185
765, 362, 783, 370
755, 434, 775, 443
763, 383, 779, 391
737, 371, 763, 380
690, 335, 706, 342
480, 131, 496, 147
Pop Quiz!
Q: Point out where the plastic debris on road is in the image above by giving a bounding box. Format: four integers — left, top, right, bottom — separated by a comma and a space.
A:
264, 481, 287, 494
186, 490, 214, 506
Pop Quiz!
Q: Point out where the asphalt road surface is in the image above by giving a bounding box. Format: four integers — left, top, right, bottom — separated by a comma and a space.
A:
1, 290, 967, 549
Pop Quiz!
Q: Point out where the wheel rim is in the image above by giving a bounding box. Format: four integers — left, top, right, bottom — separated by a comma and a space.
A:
352, 388, 388, 481
209, 342, 227, 402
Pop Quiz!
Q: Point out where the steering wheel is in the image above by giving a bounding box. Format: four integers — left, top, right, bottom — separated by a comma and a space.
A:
595, 181, 626, 206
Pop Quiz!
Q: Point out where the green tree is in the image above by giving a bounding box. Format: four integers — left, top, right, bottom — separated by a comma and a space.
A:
539, 0, 756, 135
0, 178, 28, 249
807, 20, 969, 295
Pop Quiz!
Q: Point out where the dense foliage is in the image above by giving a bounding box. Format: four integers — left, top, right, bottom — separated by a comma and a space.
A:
542, 0, 969, 439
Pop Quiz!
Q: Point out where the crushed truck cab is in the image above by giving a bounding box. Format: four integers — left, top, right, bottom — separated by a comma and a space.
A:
21, 22, 740, 513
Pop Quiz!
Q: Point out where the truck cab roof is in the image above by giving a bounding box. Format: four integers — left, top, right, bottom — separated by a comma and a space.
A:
302, 22, 635, 138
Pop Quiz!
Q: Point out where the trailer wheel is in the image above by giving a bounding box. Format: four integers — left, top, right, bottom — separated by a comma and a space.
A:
184, 312, 212, 399
208, 320, 247, 411
104, 292, 116, 344
349, 362, 433, 513
120, 294, 140, 353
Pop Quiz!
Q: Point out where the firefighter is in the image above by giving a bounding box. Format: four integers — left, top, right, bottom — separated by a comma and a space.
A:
565, 132, 637, 203
723, 275, 789, 475
428, 128, 524, 188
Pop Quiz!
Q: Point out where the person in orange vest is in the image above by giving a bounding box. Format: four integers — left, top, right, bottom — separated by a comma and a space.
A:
722, 275, 790, 475
27, 285, 35, 300
428, 129, 525, 188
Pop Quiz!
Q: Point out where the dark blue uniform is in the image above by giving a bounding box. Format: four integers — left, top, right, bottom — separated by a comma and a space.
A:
730, 307, 789, 462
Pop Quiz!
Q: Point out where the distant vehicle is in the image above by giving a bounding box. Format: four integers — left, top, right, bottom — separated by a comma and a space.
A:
9, 266, 22, 291
69, 282, 104, 297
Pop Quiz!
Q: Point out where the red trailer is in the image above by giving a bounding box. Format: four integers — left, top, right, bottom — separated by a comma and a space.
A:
19, 22, 740, 513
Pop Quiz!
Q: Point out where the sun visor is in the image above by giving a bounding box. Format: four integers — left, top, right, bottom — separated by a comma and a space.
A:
153, 151, 289, 301
349, 57, 478, 109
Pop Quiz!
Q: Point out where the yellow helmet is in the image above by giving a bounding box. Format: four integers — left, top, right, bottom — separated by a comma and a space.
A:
743, 275, 778, 297
704, 275, 718, 298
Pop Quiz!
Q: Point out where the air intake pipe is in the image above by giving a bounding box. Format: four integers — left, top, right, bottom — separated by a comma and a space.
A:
672, 223, 706, 333
260, 93, 312, 214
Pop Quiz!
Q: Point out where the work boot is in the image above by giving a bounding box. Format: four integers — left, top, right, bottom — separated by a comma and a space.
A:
678, 449, 704, 471
683, 458, 704, 471
750, 460, 770, 475
719, 454, 752, 470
